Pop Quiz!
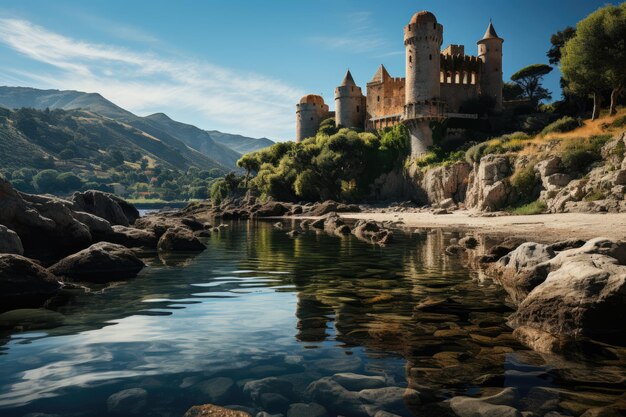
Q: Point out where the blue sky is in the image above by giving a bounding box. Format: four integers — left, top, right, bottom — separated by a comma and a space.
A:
0, 1, 618, 140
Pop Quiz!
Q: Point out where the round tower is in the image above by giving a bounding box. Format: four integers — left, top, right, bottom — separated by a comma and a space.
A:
477, 21, 504, 111
335, 70, 365, 129
296, 94, 329, 143
404, 11, 443, 105
402, 11, 445, 157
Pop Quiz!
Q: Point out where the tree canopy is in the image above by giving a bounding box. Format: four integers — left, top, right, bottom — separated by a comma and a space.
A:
561, 3, 626, 117
510, 64, 553, 105
547, 26, 576, 65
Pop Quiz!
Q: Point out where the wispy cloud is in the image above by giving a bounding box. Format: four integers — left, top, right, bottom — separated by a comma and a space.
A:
307, 11, 399, 55
0, 18, 304, 139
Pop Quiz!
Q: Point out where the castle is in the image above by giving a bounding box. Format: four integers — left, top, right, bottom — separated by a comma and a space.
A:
295, 11, 504, 157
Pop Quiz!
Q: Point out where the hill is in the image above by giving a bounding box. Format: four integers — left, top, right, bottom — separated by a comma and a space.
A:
0, 86, 274, 167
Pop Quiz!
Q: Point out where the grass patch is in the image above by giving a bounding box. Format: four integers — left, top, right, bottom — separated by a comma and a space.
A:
509, 200, 547, 215
541, 116, 582, 136
560, 134, 613, 174
583, 190, 605, 202
465, 132, 531, 163
610, 115, 626, 128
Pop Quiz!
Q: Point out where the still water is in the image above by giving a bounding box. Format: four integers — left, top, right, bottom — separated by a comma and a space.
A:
0, 221, 624, 416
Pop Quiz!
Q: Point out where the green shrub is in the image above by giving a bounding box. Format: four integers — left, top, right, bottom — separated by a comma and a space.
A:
584, 190, 606, 202
610, 115, 626, 128
560, 135, 612, 174
540, 116, 582, 136
613, 140, 625, 160
510, 164, 540, 203
510, 200, 547, 215
465, 142, 489, 163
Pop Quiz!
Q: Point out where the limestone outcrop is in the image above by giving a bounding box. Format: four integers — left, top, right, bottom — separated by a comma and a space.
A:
419, 161, 471, 205
465, 155, 511, 211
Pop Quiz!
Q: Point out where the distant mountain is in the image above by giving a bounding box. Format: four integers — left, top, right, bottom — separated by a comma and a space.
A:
0, 106, 223, 173
0, 87, 274, 169
207, 131, 275, 154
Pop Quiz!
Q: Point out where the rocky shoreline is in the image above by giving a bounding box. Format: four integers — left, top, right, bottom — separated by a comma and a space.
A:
1, 177, 626, 416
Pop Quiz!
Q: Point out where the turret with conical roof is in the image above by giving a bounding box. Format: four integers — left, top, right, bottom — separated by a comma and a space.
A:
477, 20, 504, 110
335, 70, 366, 129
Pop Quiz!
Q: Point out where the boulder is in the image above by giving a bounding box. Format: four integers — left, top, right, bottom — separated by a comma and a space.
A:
488, 243, 556, 304
71, 211, 113, 236
48, 242, 145, 282
0, 254, 60, 297
309, 201, 360, 216
358, 387, 420, 416
135, 215, 210, 238
0, 225, 23, 255
0, 180, 92, 261
184, 404, 252, 417
106, 388, 147, 415
353, 220, 393, 245
104, 225, 158, 248
157, 227, 206, 252
72, 190, 138, 226
253, 202, 291, 218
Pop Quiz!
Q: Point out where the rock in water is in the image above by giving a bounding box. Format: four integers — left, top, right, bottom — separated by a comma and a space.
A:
184, 404, 252, 417
449, 388, 521, 417
104, 225, 158, 249
286, 402, 329, 417
157, 227, 206, 252
72, 190, 139, 226
0, 254, 60, 297
48, 242, 145, 282
0, 225, 24, 255
106, 388, 147, 415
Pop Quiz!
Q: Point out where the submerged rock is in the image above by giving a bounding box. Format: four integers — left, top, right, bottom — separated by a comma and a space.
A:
196, 377, 237, 404
286, 402, 328, 417
106, 388, 147, 415
330, 373, 387, 391
184, 404, 252, 417
304, 377, 366, 417
48, 242, 145, 282
449, 388, 521, 417
243, 377, 294, 403
0, 254, 60, 297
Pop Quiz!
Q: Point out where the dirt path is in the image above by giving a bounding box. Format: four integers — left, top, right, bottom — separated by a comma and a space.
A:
334, 210, 626, 242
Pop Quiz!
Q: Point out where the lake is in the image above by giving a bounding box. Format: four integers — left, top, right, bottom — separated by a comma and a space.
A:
0, 221, 624, 417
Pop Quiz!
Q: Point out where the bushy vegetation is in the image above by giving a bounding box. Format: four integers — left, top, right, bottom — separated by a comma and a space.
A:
509, 163, 541, 204
465, 132, 532, 163
509, 200, 547, 215
560, 134, 612, 174
237, 120, 409, 201
540, 116, 582, 136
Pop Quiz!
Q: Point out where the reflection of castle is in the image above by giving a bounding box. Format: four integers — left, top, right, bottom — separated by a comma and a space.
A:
296, 11, 504, 156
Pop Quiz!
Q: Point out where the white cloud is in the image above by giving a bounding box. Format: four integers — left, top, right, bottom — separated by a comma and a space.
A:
307, 11, 391, 54
0, 18, 304, 139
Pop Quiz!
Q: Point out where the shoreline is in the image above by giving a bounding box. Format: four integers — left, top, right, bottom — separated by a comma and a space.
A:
286, 210, 626, 242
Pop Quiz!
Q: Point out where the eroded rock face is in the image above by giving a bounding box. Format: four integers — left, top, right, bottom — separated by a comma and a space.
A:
466, 155, 511, 212
0, 180, 92, 261
0, 225, 24, 255
488, 243, 556, 304
103, 225, 158, 249
504, 238, 626, 350
157, 227, 206, 252
48, 242, 145, 282
72, 190, 139, 226
420, 162, 471, 206
0, 254, 60, 297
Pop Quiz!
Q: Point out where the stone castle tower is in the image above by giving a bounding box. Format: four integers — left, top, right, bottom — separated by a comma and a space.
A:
335, 70, 366, 129
403, 11, 445, 157
296, 94, 329, 142
477, 21, 504, 111
295, 10, 504, 153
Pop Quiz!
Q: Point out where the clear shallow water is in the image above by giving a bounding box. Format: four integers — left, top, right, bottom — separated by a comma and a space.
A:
0, 221, 624, 417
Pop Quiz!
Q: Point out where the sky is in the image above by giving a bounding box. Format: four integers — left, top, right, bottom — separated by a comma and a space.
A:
0, 0, 619, 141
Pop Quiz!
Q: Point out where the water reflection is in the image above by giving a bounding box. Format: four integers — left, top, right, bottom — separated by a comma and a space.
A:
0, 221, 624, 417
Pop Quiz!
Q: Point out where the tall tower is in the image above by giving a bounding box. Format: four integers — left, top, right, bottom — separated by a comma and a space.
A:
402, 11, 445, 157
477, 21, 504, 111
296, 94, 329, 143
335, 70, 366, 129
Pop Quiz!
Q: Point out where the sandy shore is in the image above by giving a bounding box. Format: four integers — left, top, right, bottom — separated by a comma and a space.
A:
331, 210, 626, 242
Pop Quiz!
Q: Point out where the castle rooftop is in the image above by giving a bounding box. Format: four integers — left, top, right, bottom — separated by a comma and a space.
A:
340, 70, 356, 87
479, 20, 503, 41
410, 11, 437, 24
299, 94, 325, 105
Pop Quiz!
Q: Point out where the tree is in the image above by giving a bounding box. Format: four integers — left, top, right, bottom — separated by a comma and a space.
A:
511, 64, 553, 106
32, 169, 61, 193
57, 172, 83, 192
561, 4, 626, 119
503, 82, 524, 101
547, 26, 576, 65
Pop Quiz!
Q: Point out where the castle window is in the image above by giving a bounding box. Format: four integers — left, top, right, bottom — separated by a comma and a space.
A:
429, 54, 432, 60
433, 23, 436, 29
409, 55, 412, 63
310, 117, 313, 120
377, 96, 380, 102
356, 105, 360, 113
351, 87, 354, 92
